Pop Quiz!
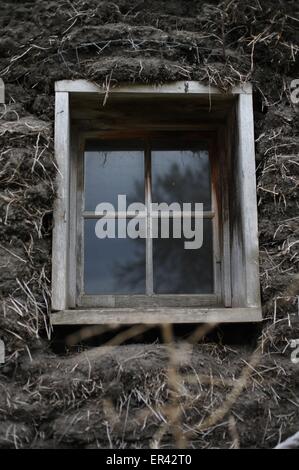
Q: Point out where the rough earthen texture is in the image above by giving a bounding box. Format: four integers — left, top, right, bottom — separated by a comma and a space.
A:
0, 0, 298, 448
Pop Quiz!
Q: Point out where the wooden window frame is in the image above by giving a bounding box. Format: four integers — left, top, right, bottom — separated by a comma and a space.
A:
75, 131, 222, 308
51, 80, 262, 325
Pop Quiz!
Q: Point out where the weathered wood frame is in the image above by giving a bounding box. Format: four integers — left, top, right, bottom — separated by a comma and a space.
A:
0, 79, 4, 103
51, 80, 262, 324
75, 131, 222, 308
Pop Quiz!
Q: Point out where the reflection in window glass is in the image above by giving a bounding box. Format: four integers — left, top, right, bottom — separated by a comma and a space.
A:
82, 143, 214, 297
84, 219, 146, 294
153, 219, 214, 294
84, 150, 144, 211
152, 150, 211, 210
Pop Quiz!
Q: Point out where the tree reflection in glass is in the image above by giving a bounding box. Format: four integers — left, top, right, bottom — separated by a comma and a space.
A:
152, 150, 211, 210
83, 146, 214, 295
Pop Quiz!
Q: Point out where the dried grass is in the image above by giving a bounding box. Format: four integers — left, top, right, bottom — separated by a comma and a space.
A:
0, 0, 298, 449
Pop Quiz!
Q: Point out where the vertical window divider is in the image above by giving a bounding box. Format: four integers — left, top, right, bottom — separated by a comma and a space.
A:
145, 142, 153, 295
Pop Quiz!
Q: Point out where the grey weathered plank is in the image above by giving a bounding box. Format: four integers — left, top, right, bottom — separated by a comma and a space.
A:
52, 92, 70, 311
0, 79, 4, 103
56, 80, 252, 95
51, 307, 263, 325
77, 294, 219, 308
237, 92, 261, 308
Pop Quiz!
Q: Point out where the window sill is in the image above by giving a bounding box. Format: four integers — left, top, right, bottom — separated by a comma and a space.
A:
50, 307, 262, 325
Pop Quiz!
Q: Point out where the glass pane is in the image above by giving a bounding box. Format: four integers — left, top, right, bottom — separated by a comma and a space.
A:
84, 149, 144, 211
152, 150, 211, 210
84, 219, 146, 294
153, 218, 214, 294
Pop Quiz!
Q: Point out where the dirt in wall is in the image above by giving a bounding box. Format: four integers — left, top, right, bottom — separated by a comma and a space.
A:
0, 0, 298, 448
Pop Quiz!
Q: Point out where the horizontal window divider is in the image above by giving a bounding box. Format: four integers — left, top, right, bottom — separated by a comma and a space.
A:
151, 211, 215, 218
83, 211, 147, 219
82, 210, 215, 219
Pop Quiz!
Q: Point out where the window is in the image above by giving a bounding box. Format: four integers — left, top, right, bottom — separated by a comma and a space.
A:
78, 134, 218, 307
51, 81, 262, 325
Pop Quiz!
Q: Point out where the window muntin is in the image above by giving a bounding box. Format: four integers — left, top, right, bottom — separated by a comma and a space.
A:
77, 133, 220, 304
